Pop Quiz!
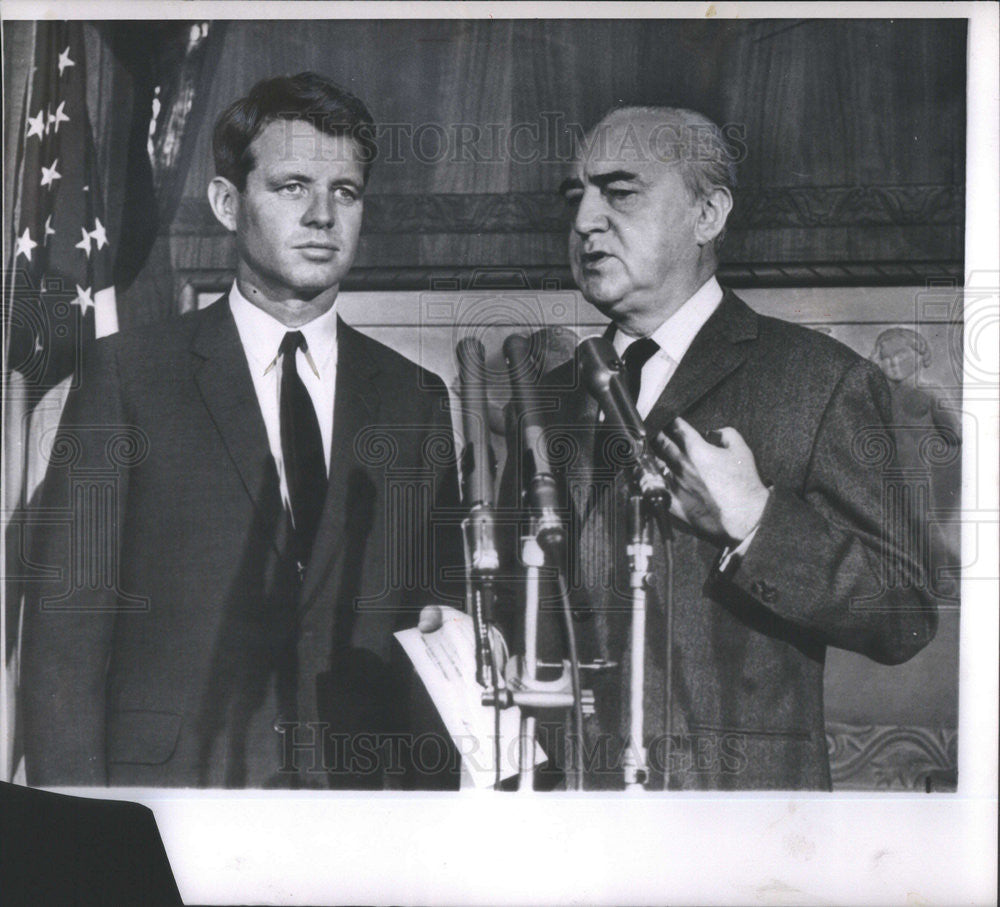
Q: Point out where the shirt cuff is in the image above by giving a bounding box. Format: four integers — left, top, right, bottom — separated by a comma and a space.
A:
717, 488, 772, 573
718, 526, 759, 572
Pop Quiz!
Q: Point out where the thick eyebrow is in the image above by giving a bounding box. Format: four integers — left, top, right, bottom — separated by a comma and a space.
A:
558, 170, 645, 196
333, 176, 365, 192
264, 171, 315, 187
558, 176, 583, 197
589, 169, 643, 188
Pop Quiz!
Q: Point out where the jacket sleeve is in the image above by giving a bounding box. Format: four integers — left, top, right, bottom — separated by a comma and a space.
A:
20, 340, 131, 785
726, 358, 938, 665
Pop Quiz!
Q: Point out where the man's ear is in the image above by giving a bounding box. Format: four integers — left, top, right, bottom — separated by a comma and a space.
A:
695, 186, 733, 247
207, 177, 240, 233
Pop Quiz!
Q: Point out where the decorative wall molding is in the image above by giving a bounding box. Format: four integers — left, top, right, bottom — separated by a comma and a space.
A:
178, 261, 962, 295
172, 184, 962, 236
734, 185, 961, 229
171, 183, 962, 287
826, 721, 957, 791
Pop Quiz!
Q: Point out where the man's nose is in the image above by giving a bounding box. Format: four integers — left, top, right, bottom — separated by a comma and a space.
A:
572, 187, 608, 235
303, 190, 336, 227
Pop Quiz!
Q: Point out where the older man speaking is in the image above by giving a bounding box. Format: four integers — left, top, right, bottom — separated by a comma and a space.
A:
501, 106, 935, 790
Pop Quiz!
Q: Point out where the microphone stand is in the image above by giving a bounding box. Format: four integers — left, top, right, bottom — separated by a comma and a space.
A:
623, 490, 652, 790
482, 503, 596, 791
492, 334, 604, 791
456, 338, 504, 785
515, 529, 543, 792
576, 336, 675, 792
462, 506, 499, 691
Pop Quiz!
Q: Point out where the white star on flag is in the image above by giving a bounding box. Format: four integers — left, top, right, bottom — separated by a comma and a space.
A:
11, 22, 122, 390
57, 46, 75, 76
73, 284, 95, 315
48, 101, 70, 133
26, 109, 46, 140
89, 218, 108, 250
75, 227, 93, 257
40, 159, 61, 188
15, 227, 38, 262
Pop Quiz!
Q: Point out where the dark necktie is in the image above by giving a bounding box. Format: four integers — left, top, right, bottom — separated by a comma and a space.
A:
621, 336, 660, 404
592, 335, 660, 478
279, 331, 327, 566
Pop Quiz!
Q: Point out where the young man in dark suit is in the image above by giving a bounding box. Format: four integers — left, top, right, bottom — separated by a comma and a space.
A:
502, 107, 936, 790
21, 73, 462, 789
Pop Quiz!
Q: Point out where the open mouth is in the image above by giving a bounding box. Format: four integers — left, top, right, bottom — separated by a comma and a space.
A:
580, 250, 610, 267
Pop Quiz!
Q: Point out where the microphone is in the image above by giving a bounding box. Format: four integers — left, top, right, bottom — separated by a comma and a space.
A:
576, 336, 671, 510
456, 338, 500, 690
456, 338, 499, 575
502, 334, 565, 554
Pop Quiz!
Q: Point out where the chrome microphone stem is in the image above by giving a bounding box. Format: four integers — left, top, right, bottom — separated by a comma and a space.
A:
623, 492, 651, 790
518, 533, 544, 792
463, 505, 499, 690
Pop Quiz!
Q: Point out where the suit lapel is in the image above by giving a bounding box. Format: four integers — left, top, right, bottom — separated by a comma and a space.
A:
192, 298, 281, 540
644, 290, 758, 438
299, 319, 381, 610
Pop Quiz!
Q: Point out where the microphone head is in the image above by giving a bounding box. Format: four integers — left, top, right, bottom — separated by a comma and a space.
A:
456, 337, 488, 384
576, 335, 621, 397
456, 337, 495, 506
502, 333, 534, 373
503, 333, 543, 416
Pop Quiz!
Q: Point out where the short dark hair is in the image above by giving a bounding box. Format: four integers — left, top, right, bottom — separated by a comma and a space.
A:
212, 72, 377, 190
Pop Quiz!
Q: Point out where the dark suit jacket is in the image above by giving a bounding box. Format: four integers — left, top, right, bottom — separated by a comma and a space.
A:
21, 298, 463, 789
0, 781, 182, 905
500, 291, 937, 790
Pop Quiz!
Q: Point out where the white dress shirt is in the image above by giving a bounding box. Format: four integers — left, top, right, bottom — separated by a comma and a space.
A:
228, 283, 338, 513
611, 275, 723, 419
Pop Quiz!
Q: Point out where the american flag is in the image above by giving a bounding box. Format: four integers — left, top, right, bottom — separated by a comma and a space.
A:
6, 20, 118, 395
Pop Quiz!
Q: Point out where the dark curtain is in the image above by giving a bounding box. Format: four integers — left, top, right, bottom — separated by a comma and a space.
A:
100, 21, 226, 327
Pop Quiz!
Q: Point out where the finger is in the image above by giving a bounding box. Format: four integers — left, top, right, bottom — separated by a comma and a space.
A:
418, 604, 444, 633
654, 430, 688, 477
716, 426, 750, 454
652, 453, 679, 493
664, 471, 687, 521
669, 416, 712, 456
653, 453, 674, 485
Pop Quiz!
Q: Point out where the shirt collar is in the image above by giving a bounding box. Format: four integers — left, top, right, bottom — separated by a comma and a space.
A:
612, 275, 723, 363
228, 282, 339, 377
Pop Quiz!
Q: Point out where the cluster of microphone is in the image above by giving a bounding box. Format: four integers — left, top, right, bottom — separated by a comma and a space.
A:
457, 334, 671, 564
458, 334, 670, 789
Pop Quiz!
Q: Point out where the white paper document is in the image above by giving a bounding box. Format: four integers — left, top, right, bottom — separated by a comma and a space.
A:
395, 606, 545, 788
